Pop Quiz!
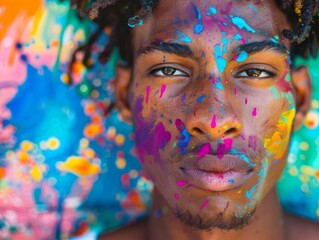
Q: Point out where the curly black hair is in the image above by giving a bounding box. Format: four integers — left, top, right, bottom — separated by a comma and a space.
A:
70, 0, 319, 73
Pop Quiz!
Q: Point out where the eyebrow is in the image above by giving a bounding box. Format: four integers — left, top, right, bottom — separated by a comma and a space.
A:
234, 41, 288, 56
137, 41, 195, 58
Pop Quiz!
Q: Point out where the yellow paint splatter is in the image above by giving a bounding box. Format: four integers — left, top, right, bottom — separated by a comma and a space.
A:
47, 137, 60, 150
57, 156, 100, 177
264, 109, 295, 159
30, 165, 43, 181
20, 141, 34, 151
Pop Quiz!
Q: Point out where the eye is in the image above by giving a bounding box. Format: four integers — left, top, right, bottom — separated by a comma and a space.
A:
151, 67, 188, 77
236, 69, 275, 78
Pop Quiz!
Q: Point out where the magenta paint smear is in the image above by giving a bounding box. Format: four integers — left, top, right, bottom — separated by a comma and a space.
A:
176, 180, 189, 187
197, 143, 211, 158
145, 85, 150, 103
217, 138, 233, 158
211, 114, 217, 128
174, 193, 179, 199
134, 98, 171, 165
200, 199, 209, 210
252, 107, 257, 116
234, 87, 237, 95
159, 84, 166, 98
245, 98, 248, 104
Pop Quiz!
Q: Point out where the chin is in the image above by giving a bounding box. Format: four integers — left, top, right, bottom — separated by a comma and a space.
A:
172, 198, 257, 231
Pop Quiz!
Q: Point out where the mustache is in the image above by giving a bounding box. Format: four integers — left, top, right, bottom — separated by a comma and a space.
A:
170, 137, 264, 166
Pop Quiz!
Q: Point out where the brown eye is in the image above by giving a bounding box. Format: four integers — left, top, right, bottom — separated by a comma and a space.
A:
246, 69, 262, 77
162, 67, 176, 75
236, 68, 274, 78
151, 67, 187, 77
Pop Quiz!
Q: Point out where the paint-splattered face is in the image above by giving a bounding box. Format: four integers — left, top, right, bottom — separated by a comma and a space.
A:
129, 0, 295, 230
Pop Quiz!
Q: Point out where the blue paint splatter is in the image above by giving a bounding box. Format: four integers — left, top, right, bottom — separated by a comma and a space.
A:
176, 119, 191, 154
236, 51, 248, 62
175, 30, 192, 43
196, 95, 207, 103
213, 45, 227, 73
230, 15, 256, 33
193, 4, 204, 34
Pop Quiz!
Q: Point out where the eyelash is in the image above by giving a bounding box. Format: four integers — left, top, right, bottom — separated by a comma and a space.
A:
150, 66, 189, 77
149, 66, 276, 80
234, 68, 276, 79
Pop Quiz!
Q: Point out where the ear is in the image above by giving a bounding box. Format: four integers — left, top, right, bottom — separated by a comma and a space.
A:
114, 63, 133, 123
291, 66, 312, 131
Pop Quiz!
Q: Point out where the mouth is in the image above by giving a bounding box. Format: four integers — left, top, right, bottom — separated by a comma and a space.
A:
180, 154, 254, 192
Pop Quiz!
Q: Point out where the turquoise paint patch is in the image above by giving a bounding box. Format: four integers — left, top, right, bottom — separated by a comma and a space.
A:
234, 33, 242, 40
207, 6, 217, 15
230, 16, 256, 33
246, 185, 257, 199
213, 44, 227, 73
236, 51, 248, 62
270, 35, 279, 44
175, 30, 192, 43
270, 86, 279, 99
128, 17, 143, 28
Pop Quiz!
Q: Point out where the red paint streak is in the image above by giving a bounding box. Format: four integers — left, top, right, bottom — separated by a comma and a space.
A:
211, 115, 217, 128
159, 84, 166, 98
145, 85, 150, 103
200, 199, 209, 210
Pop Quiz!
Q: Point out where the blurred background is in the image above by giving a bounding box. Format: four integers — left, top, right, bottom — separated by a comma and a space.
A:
0, 0, 318, 239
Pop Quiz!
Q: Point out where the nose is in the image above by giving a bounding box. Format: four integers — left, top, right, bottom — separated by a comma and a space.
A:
185, 100, 242, 140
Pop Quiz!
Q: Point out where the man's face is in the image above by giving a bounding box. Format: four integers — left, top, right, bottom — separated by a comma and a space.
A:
128, 0, 296, 230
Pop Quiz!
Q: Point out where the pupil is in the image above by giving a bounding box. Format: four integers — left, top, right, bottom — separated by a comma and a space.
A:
247, 69, 262, 77
163, 67, 176, 75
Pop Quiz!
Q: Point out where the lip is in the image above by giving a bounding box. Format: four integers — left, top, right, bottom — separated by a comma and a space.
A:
180, 154, 254, 192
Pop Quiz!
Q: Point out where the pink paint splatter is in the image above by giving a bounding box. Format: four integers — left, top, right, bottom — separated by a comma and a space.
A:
159, 84, 166, 98
252, 107, 257, 117
217, 138, 233, 158
197, 143, 211, 159
145, 85, 150, 103
174, 193, 179, 199
234, 87, 237, 95
200, 199, 209, 210
211, 115, 217, 128
176, 180, 188, 187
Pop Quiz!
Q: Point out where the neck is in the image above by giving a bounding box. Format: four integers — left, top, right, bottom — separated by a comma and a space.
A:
146, 187, 286, 240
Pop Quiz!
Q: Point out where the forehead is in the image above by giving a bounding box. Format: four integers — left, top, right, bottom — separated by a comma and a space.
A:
132, 0, 289, 55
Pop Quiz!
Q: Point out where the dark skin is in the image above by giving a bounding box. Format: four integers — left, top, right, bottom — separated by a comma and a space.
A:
101, 0, 318, 239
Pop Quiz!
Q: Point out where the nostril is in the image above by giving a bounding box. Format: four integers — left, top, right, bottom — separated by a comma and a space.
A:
191, 127, 205, 135
224, 127, 238, 136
